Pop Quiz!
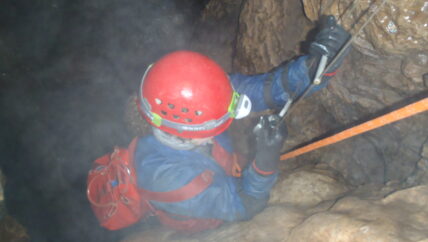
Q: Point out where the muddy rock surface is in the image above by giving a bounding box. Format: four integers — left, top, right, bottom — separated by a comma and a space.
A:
121, 166, 428, 242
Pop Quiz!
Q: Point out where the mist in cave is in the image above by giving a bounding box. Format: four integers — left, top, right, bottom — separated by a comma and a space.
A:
1, 0, 427, 242
0, 0, 210, 241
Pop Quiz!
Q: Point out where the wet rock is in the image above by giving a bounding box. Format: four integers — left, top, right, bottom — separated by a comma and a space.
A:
289, 185, 428, 241
302, 0, 428, 56
320, 134, 387, 185
233, 0, 311, 74
190, 0, 243, 72
269, 166, 350, 207
121, 167, 428, 242
422, 140, 428, 158
423, 73, 428, 87
313, 50, 428, 185
0, 216, 30, 242
401, 53, 428, 85
405, 159, 428, 186
123, 205, 306, 242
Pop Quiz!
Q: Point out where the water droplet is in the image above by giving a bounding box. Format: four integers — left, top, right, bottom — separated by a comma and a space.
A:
417, 54, 428, 65
386, 21, 398, 33
421, 2, 428, 12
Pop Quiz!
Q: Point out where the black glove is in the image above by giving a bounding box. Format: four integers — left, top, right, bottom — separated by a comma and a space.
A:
252, 115, 287, 174
308, 15, 351, 74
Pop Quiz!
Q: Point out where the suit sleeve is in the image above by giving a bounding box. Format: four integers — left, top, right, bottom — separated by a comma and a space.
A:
230, 55, 328, 112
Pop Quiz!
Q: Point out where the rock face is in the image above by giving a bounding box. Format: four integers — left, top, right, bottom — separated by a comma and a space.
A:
288, 185, 428, 241
231, 0, 428, 185
189, 0, 243, 73
233, 0, 311, 74
303, 0, 428, 56
315, 50, 428, 185
121, 166, 428, 242
0, 169, 29, 242
268, 166, 350, 207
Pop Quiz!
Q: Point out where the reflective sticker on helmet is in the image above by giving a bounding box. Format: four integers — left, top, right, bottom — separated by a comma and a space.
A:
152, 112, 162, 127
228, 91, 240, 118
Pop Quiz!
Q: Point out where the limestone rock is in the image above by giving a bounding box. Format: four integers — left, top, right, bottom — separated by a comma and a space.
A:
233, 0, 311, 74
401, 53, 428, 84
314, 51, 428, 185
422, 140, 428, 158
122, 168, 428, 242
405, 159, 428, 186
122, 206, 306, 242
288, 185, 428, 241
0, 216, 30, 242
269, 166, 350, 207
302, 0, 428, 56
190, 0, 243, 72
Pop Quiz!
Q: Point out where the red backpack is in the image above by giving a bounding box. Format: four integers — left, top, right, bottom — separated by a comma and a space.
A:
87, 137, 245, 231
86, 138, 145, 230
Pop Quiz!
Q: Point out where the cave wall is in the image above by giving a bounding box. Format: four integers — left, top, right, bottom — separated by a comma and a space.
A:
1, 0, 427, 241
231, 0, 428, 185
233, 0, 311, 74
303, 0, 428, 56
123, 166, 428, 242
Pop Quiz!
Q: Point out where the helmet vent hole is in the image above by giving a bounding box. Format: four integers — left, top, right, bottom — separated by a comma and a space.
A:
173, 115, 180, 119
155, 98, 162, 105
168, 103, 175, 109
184, 118, 192, 123
181, 108, 189, 113
161, 110, 167, 116
195, 110, 203, 116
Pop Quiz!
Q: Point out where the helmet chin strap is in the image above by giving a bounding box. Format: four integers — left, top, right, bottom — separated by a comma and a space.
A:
152, 127, 196, 150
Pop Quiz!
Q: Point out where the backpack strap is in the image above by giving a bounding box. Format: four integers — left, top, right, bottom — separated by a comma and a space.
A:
128, 137, 139, 165
211, 140, 246, 177
139, 170, 214, 203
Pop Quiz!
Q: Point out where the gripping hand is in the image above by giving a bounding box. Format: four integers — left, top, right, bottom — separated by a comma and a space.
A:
252, 115, 287, 174
309, 15, 351, 73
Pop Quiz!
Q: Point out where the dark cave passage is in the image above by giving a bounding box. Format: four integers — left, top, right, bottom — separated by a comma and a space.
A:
0, 0, 210, 241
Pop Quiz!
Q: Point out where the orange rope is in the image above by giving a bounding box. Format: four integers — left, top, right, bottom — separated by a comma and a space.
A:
280, 97, 428, 161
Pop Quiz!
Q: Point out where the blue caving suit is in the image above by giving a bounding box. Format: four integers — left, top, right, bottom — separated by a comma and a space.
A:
134, 56, 326, 222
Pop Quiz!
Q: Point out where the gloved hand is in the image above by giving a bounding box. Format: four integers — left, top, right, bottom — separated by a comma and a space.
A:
308, 15, 351, 74
252, 115, 287, 174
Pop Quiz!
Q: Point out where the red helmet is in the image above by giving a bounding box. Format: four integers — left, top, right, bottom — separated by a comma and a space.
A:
138, 51, 251, 139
